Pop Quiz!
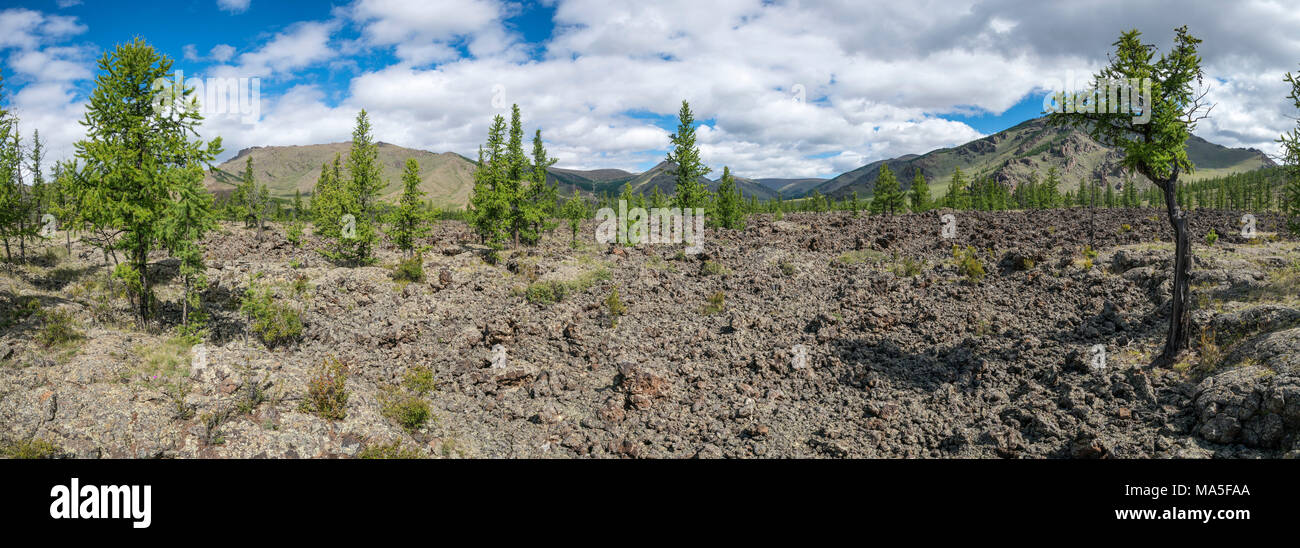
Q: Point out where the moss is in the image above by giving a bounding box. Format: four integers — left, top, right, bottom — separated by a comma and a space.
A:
1, 438, 61, 459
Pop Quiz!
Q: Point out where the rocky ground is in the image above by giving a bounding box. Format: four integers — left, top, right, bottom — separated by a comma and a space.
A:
2, 207, 1299, 458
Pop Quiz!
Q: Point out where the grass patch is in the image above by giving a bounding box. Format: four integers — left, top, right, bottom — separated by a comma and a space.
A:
357, 440, 424, 459
521, 268, 612, 305
700, 260, 730, 276
835, 249, 887, 265
128, 336, 195, 386
952, 245, 985, 282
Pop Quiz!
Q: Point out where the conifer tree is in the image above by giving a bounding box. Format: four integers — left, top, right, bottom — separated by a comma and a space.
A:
390, 158, 430, 257
666, 100, 712, 210
73, 38, 223, 321
161, 169, 216, 333
909, 169, 931, 212
1280, 67, 1300, 234
870, 164, 905, 215
712, 166, 744, 229
469, 115, 510, 250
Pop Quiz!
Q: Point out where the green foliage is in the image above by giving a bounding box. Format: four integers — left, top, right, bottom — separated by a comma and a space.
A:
891, 256, 924, 277
301, 357, 348, 420
952, 245, 985, 282
381, 389, 431, 432
700, 260, 729, 276
403, 365, 436, 396
667, 100, 712, 210
1, 438, 60, 459
240, 277, 303, 346
1205, 228, 1219, 246
1281, 67, 1300, 234
711, 166, 745, 229
604, 287, 626, 327
389, 158, 432, 256
357, 440, 423, 459
71, 38, 223, 321
392, 253, 425, 282
562, 189, 588, 247
522, 268, 611, 305
909, 169, 932, 212
869, 164, 905, 215
286, 220, 304, 247
37, 308, 81, 347
702, 291, 726, 315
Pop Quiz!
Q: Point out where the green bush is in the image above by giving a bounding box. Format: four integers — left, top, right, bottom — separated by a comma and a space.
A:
403, 366, 436, 396
381, 391, 431, 432
702, 291, 726, 315
605, 288, 626, 327
1205, 228, 1219, 246
241, 281, 303, 346
37, 308, 81, 347
952, 245, 985, 282
287, 221, 305, 247
393, 254, 425, 282
1, 438, 60, 459
301, 357, 348, 420
700, 260, 729, 276
523, 268, 611, 305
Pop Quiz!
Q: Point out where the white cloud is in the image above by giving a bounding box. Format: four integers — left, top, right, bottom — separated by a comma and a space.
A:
217, 0, 250, 14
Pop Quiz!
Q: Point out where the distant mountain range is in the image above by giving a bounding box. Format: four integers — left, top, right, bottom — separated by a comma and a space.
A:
203, 116, 1274, 208
810, 117, 1274, 200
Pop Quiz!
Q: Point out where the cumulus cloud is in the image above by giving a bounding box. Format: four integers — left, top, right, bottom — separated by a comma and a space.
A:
7, 0, 1300, 179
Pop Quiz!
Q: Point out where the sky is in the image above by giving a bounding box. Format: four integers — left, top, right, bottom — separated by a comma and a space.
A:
2, 0, 1299, 179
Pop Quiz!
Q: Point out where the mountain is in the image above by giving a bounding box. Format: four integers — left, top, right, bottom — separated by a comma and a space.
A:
204, 142, 478, 209
755, 178, 827, 197
619, 161, 778, 201
813, 116, 1275, 200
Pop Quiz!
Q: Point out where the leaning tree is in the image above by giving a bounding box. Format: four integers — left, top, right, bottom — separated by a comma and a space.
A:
1052, 26, 1213, 365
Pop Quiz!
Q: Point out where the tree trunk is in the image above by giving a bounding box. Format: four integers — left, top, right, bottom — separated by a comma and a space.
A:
1157, 177, 1192, 364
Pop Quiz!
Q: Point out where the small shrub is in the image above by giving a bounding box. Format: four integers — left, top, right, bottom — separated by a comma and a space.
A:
952, 245, 985, 282
393, 253, 425, 282
287, 221, 305, 247
1120, 223, 1132, 233
700, 260, 729, 276
702, 291, 726, 315
163, 382, 196, 420
241, 281, 304, 346
892, 256, 923, 277
403, 365, 436, 396
358, 440, 424, 459
381, 390, 431, 432
37, 308, 81, 347
778, 260, 796, 277
1205, 228, 1219, 246
605, 288, 626, 327
1, 438, 61, 459
301, 357, 349, 420
523, 268, 611, 306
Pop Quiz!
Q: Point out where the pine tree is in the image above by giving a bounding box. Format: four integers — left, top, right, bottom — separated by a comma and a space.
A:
909, 169, 931, 212
469, 115, 510, 250
712, 166, 744, 229
666, 100, 712, 210
161, 170, 217, 333
562, 189, 587, 248
943, 167, 970, 210
73, 38, 223, 321
523, 127, 558, 244
1042, 166, 1061, 209
1282, 68, 1300, 234
869, 164, 904, 215
389, 158, 430, 257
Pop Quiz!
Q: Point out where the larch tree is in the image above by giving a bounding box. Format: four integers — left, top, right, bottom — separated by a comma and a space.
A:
910, 169, 932, 212
74, 38, 223, 322
1052, 26, 1213, 364
711, 166, 745, 229
870, 164, 905, 215
390, 158, 431, 257
666, 100, 712, 210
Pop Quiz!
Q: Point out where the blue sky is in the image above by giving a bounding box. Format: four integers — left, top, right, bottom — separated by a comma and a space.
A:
3, 1, 1297, 179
